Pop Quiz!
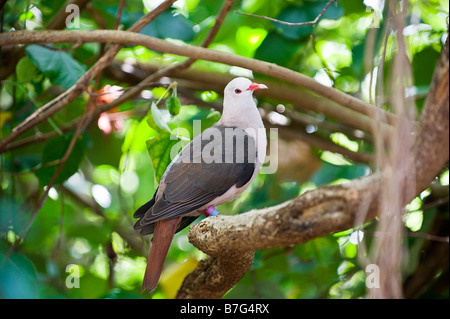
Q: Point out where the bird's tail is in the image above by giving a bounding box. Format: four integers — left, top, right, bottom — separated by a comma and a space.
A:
142, 217, 182, 293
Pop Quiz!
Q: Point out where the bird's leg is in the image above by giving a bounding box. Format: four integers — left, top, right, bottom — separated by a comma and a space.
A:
202, 205, 220, 217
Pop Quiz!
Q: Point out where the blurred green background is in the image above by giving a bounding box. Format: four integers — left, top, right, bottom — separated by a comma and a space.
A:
0, 0, 448, 299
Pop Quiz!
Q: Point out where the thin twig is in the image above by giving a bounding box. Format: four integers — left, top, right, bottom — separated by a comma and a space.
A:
85, 81, 169, 97
114, 0, 126, 30
2, 159, 62, 175
234, 0, 337, 27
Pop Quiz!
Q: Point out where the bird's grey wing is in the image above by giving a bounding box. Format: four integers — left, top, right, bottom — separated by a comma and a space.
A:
134, 126, 256, 234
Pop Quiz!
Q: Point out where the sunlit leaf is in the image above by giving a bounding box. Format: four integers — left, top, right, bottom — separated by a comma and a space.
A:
16, 57, 39, 83
159, 257, 199, 298
0, 111, 12, 128
147, 102, 171, 132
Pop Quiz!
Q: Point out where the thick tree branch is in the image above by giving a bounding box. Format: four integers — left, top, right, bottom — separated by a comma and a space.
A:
0, 30, 381, 116
412, 34, 449, 195
175, 175, 379, 299
106, 62, 382, 134
187, 175, 379, 257
0, 29, 396, 134
175, 35, 449, 299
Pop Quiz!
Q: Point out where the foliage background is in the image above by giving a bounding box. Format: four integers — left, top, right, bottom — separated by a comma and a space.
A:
0, 0, 448, 299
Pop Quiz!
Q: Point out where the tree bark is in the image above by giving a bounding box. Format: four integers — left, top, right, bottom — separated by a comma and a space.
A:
412, 35, 449, 195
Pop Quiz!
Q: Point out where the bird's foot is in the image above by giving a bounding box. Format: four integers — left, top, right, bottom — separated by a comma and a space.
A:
203, 205, 220, 217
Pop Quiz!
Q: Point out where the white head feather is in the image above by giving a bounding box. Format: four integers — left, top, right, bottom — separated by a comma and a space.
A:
219, 77, 267, 129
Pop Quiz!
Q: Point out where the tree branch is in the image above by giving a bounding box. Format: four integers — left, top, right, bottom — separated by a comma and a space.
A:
175, 34, 449, 299
0, 30, 379, 117
107, 62, 383, 134
412, 33, 449, 195
0, 29, 398, 151
187, 175, 380, 257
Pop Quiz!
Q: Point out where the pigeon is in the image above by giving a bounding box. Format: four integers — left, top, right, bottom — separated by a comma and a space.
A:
133, 77, 268, 292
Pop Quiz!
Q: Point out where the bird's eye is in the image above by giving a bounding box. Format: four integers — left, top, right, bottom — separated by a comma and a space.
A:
234, 89, 242, 94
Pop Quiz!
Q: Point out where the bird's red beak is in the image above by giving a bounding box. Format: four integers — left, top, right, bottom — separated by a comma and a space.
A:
247, 82, 268, 91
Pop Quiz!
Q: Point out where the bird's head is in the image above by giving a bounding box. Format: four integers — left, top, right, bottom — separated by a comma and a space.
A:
223, 77, 268, 106
220, 77, 268, 126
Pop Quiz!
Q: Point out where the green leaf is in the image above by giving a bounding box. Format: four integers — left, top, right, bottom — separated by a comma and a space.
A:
0, 197, 27, 231
122, 118, 156, 153
25, 44, 86, 89
35, 134, 85, 187
68, 271, 108, 299
101, 289, 143, 299
166, 97, 181, 116
275, 6, 312, 40
66, 224, 111, 246
206, 110, 222, 121
413, 47, 440, 86
146, 102, 171, 132
274, 2, 343, 40
311, 162, 369, 186
255, 32, 302, 67
225, 273, 285, 299
339, 0, 366, 14
16, 57, 40, 82
139, 11, 195, 42
146, 131, 186, 183
0, 251, 38, 298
